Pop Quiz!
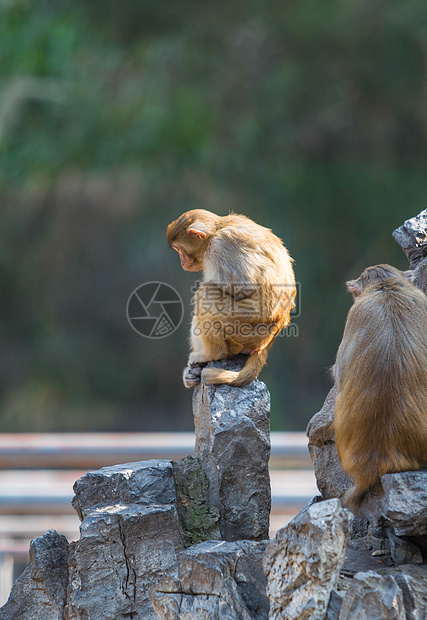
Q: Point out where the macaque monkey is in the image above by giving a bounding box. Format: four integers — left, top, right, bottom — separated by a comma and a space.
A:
167, 209, 296, 387
333, 264, 427, 513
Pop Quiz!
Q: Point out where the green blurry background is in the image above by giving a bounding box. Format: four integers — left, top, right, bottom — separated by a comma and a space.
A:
0, 0, 426, 433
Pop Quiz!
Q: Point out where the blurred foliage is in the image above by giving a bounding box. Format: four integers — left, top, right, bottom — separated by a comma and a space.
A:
0, 0, 426, 431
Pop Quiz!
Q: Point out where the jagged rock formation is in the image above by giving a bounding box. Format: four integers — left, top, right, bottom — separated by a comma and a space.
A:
364, 471, 427, 539
306, 387, 352, 500
71, 459, 177, 520
66, 504, 184, 619
0, 368, 272, 619
362, 470, 427, 567
0, 529, 68, 620
393, 208, 427, 261
339, 572, 406, 619
265, 499, 352, 620
150, 540, 269, 619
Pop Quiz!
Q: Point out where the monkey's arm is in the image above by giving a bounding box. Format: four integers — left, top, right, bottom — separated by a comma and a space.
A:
205, 229, 265, 286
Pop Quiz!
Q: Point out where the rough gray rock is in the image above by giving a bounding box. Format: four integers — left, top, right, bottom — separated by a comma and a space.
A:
149, 539, 269, 620
306, 387, 353, 500
326, 575, 353, 620
393, 208, 427, 294
329, 566, 427, 620
0, 530, 68, 620
387, 531, 423, 566
193, 357, 271, 541
408, 256, 427, 295
359, 471, 427, 566
72, 459, 176, 520
264, 498, 353, 620
327, 591, 345, 620
341, 536, 394, 577
65, 504, 185, 620
392, 565, 427, 620
339, 571, 406, 619
363, 471, 427, 537
392, 208, 427, 267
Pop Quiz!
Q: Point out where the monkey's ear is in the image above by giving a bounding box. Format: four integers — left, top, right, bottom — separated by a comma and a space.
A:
403, 270, 415, 283
187, 223, 208, 240
346, 280, 362, 296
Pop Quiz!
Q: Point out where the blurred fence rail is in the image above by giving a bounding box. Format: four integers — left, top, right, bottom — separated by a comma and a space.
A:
0, 432, 316, 605
0, 431, 312, 469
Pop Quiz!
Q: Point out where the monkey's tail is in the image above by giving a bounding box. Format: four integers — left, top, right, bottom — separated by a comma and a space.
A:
202, 349, 269, 388
343, 479, 384, 515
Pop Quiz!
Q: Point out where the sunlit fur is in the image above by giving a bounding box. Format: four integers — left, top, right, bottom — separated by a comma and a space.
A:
333, 264, 427, 513
167, 209, 296, 387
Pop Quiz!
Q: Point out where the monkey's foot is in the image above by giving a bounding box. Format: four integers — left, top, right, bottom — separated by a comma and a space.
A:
183, 365, 203, 388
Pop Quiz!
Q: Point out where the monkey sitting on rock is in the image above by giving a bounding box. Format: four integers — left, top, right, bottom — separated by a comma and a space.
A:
333, 264, 427, 513
167, 209, 296, 388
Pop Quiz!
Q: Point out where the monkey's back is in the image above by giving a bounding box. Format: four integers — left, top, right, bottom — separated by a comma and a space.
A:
334, 276, 427, 506
203, 215, 296, 325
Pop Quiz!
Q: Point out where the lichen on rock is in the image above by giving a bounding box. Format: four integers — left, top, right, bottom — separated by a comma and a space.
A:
172, 455, 221, 547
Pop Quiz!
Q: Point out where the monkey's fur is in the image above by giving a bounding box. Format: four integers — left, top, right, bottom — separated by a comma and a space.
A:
167, 209, 296, 387
333, 264, 427, 513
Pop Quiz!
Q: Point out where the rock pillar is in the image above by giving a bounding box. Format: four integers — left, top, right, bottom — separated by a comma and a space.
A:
193, 357, 271, 542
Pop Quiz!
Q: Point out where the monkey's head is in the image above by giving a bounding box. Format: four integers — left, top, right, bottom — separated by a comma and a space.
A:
167, 209, 220, 272
346, 264, 415, 298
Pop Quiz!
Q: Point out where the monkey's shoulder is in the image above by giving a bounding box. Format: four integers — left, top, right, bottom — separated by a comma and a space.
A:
212, 223, 286, 258
215, 223, 264, 247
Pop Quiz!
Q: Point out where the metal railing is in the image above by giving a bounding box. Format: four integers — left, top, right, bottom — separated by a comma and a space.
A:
0, 431, 312, 469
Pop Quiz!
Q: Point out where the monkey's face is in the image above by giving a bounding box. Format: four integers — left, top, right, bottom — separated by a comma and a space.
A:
346, 279, 362, 298
167, 211, 217, 273
171, 243, 203, 272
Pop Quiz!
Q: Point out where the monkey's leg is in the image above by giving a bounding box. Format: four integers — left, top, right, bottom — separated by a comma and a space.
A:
188, 334, 230, 366
188, 350, 228, 365
188, 317, 214, 365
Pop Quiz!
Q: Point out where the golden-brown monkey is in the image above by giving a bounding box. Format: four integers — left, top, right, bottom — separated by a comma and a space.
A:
333, 264, 427, 513
167, 209, 296, 387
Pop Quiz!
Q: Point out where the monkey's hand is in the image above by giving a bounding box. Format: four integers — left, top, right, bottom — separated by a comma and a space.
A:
188, 351, 212, 366
183, 365, 203, 388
